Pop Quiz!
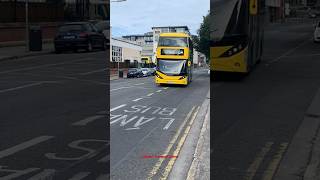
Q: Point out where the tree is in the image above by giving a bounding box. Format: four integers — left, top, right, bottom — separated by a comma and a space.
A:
193, 12, 211, 62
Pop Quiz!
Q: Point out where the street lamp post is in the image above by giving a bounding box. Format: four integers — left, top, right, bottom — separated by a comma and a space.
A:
111, 0, 126, 78
25, 0, 29, 52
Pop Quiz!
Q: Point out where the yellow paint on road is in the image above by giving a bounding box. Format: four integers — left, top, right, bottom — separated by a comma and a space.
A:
147, 106, 197, 180
262, 142, 289, 180
160, 106, 200, 180
245, 142, 274, 180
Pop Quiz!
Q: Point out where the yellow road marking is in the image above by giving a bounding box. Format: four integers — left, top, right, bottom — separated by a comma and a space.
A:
160, 106, 200, 180
147, 106, 197, 180
262, 142, 289, 180
245, 142, 274, 180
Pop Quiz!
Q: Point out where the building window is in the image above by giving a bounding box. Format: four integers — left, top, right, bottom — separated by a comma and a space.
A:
112, 46, 122, 62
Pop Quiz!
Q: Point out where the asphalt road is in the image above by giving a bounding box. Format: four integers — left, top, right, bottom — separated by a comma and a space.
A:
110, 68, 209, 179
212, 23, 320, 179
0, 50, 109, 179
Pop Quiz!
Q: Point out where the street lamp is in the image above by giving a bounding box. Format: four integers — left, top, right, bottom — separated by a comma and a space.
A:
111, 0, 127, 78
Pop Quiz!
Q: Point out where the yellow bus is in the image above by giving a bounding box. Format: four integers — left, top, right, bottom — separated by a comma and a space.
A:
210, 0, 264, 73
141, 56, 153, 68
155, 32, 193, 85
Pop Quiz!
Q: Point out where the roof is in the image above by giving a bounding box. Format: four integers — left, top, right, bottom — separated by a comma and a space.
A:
152, 26, 189, 30
159, 32, 190, 38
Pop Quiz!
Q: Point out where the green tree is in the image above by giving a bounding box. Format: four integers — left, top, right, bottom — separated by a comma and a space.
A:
193, 12, 211, 62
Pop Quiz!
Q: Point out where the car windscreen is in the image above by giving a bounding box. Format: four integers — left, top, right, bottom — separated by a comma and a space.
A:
158, 37, 188, 47
59, 25, 84, 33
157, 59, 187, 75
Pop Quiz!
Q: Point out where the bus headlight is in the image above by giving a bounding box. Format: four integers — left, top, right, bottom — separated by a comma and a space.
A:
220, 43, 246, 58
179, 76, 186, 80
155, 72, 163, 79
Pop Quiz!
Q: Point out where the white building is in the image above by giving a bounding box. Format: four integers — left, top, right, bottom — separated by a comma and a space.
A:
110, 38, 142, 65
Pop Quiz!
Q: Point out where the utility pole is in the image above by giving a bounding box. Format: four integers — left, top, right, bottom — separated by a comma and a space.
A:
25, 0, 29, 52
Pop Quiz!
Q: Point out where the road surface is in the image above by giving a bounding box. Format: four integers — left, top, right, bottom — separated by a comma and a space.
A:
213, 22, 320, 179
0, 50, 109, 179
110, 68, 209, 179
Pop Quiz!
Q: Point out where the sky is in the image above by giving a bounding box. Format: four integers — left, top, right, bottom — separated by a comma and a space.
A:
110, 0, 209, 37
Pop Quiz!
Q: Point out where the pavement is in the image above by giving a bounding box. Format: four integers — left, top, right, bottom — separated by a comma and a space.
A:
0, 43, 54, 62
213, 22, 320, 179
0, 48, 109, 179
110, 68, 210, 179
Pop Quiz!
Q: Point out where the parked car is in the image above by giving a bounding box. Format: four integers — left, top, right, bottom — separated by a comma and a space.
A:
141, 68, 152, 77
148, 68, 156, 76
314, 22, 320, 43
127, 68, 144, 78
90, 20, 110, 45
54, 22, 106, 53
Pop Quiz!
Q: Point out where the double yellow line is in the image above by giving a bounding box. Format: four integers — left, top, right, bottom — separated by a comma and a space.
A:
147, 106, 200, 180
245, 142, 289, 180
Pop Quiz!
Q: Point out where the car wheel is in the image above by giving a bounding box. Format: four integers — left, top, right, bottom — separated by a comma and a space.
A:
87, 41, 93, 52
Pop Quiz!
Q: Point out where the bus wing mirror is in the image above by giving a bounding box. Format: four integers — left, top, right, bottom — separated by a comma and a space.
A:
250, 0, 258, 15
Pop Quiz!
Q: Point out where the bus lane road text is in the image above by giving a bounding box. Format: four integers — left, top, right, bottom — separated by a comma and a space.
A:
110, 105, 177, 130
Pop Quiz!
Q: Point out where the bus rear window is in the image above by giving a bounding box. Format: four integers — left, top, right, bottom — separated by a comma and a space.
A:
158, 37, 188, 47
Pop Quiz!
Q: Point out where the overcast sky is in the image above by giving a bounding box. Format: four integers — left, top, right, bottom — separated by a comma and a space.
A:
111, 0, 209, 37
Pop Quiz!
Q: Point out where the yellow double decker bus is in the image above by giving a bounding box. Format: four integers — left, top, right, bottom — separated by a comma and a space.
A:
155, 32, 193, 86
210, 0, 265, 73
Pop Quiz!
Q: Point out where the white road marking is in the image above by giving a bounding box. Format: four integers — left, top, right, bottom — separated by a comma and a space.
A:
110, 86, 132, 92
163, 87, 168, 89
79, 68, 107, 75
110, 104, 127, 112
98, 155, 109, 163
0, 58, 92, 74
147, 93, 154, 97
0, 82, 43, 94
156, 90, 162, 93
28, 169, 56, 180
267, 38, 312, 64
134, 83, 145, 85
132, 98, 143, 102
162, 118, 176, 130
0, 136, 54, 159
125, 127, 140, 131
0, 167, 40, 180
72, 115, 105, 126
68, 172, 91, 180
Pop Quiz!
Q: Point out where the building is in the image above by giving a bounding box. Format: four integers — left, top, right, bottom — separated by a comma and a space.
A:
122, 32, 153, 61
0, 0, 109, 43
265, 0, 285, 22
110, 38, 142, 67
151, 26, 190, 62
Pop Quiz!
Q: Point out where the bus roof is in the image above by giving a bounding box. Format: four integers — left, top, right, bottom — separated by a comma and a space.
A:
159, 32, 189, 38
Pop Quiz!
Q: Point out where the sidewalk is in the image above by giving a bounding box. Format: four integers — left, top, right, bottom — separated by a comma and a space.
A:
275, 88, 320, 180
0, 43, 54, 62
168, 91, 210, 180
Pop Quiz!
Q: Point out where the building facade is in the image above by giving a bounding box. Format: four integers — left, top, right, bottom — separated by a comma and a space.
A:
122, 32, 153, 61
110, 38, 142, 66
